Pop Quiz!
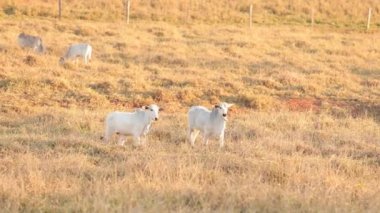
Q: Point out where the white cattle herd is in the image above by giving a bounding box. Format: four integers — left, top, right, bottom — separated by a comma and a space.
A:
18, 32, 92, 65
102, 102, 234, 148
17, 33, 234, 148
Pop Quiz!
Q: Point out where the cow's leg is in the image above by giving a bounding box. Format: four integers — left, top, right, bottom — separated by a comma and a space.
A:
219, 133, 225, 148
189, 129, 199, 147
140, 136, 147, 146
202, 132, 209, 146
133, 136, 141, 146
118, 135, 126, 146
188, 128, 193, 146
103, 127, 113, 144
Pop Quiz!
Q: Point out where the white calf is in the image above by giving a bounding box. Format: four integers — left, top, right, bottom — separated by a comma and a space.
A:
102, 104, 160, 146
59, 43, 92, 64
18, 33, 44, 53
188, 102, 234, 148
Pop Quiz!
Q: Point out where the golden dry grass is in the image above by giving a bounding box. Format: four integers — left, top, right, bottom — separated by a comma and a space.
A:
2, 0, 380, 28
1, 1, 380, 212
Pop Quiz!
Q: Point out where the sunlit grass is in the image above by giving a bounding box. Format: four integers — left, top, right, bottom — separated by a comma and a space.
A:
0, 1, 379, 211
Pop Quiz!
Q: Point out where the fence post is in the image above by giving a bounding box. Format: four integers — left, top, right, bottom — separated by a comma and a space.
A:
126, 0, 131, 24
58, 0, 62, 19
367, 8, 372, 31
249, 4, 253, 29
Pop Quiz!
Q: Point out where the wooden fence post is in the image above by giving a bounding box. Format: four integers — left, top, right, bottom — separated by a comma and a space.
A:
249, 4, 253, 29
126, 0, 131, 24
58, 0, 62, 19
367, 8, 372, 31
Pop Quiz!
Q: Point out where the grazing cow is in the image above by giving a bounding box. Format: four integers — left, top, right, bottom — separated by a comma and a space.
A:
188, 102, 234, 148
18, 33, 45, 53
59, 43, 92, 64
102, 104, 160, 146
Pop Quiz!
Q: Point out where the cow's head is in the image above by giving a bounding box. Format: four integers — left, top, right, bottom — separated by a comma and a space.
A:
144, 104, 160, 121
214, 102, 234, 121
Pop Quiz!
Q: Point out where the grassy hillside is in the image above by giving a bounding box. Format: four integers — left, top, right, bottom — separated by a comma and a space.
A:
0, 1, 380, 212
1, 0, 380, 28
1, 19, 379, 116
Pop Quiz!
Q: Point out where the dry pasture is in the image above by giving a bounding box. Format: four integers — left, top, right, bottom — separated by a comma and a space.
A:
0, 1, 380, 212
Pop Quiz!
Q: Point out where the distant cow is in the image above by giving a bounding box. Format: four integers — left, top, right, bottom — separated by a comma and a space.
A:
18, 33, 45, 53
59, 43, 92, 65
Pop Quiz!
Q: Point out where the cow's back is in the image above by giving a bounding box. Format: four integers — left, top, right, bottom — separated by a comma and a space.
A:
66, 43, 91, 57
188, 106, 210, 129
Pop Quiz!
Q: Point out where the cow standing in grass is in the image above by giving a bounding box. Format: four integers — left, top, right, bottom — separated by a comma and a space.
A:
102, 104, 160, 146
188, 102, 234, 148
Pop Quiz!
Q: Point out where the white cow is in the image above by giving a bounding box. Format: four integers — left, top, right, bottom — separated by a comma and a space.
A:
59, 43, 92, 64
102, 104, 160, 146
188, 102, 233, 148
18, 33, 45, 53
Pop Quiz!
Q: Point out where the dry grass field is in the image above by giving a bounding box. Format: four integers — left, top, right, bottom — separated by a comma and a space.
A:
0, 0, 380, 212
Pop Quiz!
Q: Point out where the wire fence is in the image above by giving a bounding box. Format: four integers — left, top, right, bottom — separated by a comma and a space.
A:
1, 0, 378, 30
